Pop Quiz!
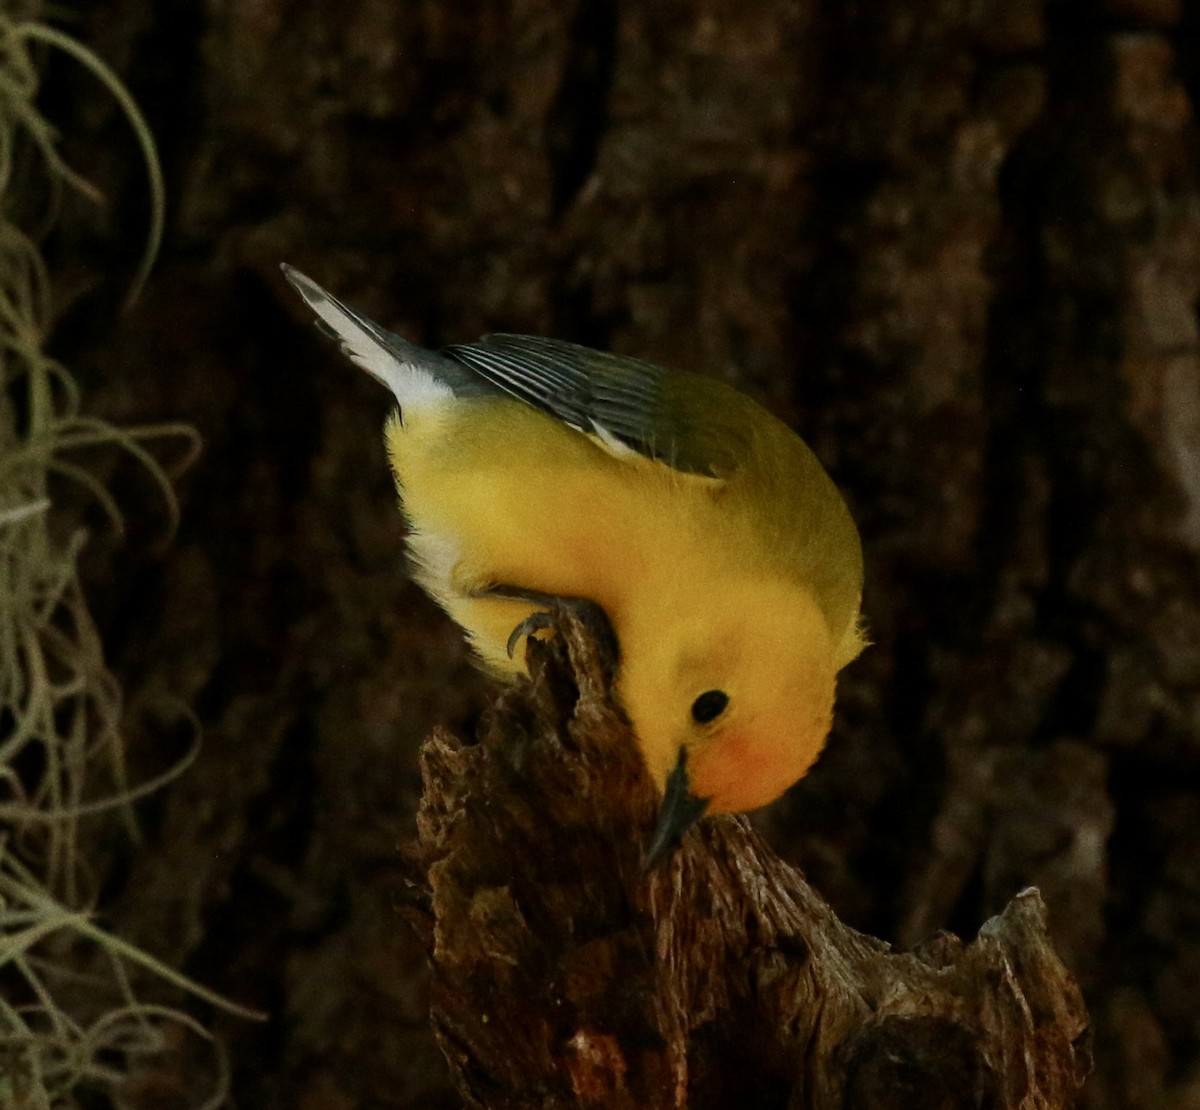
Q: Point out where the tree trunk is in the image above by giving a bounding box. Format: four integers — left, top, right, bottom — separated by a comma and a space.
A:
23, 0, 1200, 1105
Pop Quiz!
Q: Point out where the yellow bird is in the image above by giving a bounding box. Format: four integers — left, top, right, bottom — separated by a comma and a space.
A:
283, 265, 865, 860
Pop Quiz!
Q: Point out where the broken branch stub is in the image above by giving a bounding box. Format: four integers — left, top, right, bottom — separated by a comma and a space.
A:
414, 605, 1092, 1108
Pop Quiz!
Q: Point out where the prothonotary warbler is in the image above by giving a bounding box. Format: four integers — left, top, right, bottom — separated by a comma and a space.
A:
282, 265, 865, 862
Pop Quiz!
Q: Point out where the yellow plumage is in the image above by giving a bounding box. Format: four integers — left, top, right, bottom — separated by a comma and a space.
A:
283, 265, 864, 824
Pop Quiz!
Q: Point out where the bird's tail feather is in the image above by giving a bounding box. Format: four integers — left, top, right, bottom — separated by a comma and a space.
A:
281, 264, 458, 409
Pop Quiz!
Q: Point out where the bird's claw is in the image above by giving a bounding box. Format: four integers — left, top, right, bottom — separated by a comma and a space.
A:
506, 610, 556, 659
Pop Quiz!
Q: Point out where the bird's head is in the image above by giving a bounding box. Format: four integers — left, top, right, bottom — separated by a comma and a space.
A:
617, 578, 841, 859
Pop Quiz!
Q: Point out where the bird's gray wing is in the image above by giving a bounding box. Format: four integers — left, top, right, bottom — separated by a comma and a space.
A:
282, 266, 745, 476
442, 334, 741, 476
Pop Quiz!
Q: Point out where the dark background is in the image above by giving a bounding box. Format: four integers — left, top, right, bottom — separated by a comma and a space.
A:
39, 1, 1200, 1105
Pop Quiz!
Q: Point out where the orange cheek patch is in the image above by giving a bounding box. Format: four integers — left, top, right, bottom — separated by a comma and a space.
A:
693, 732, 777, 813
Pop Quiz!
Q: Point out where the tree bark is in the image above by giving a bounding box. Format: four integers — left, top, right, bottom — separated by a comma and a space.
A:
31, 0, 1200, 1103
416, 606, 1091, 1109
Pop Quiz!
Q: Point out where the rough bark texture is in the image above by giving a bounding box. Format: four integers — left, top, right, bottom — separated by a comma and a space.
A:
416, 605, 1090, 1109
27, 0, 1200, 1105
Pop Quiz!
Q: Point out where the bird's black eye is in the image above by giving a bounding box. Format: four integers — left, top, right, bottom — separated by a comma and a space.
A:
691, 690, 729, 724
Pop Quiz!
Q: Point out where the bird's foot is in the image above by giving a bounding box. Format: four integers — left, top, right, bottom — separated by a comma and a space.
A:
500, 594, 619, 674
506, 609, 557, 659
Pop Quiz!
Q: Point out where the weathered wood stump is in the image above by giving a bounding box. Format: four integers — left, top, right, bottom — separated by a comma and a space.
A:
414, 606, 1091, 1109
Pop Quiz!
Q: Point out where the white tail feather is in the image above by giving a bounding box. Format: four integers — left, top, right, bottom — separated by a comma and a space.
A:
282, 265, 452, 410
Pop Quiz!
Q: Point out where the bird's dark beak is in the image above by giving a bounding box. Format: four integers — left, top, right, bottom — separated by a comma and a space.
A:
643, 746, 710, 870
